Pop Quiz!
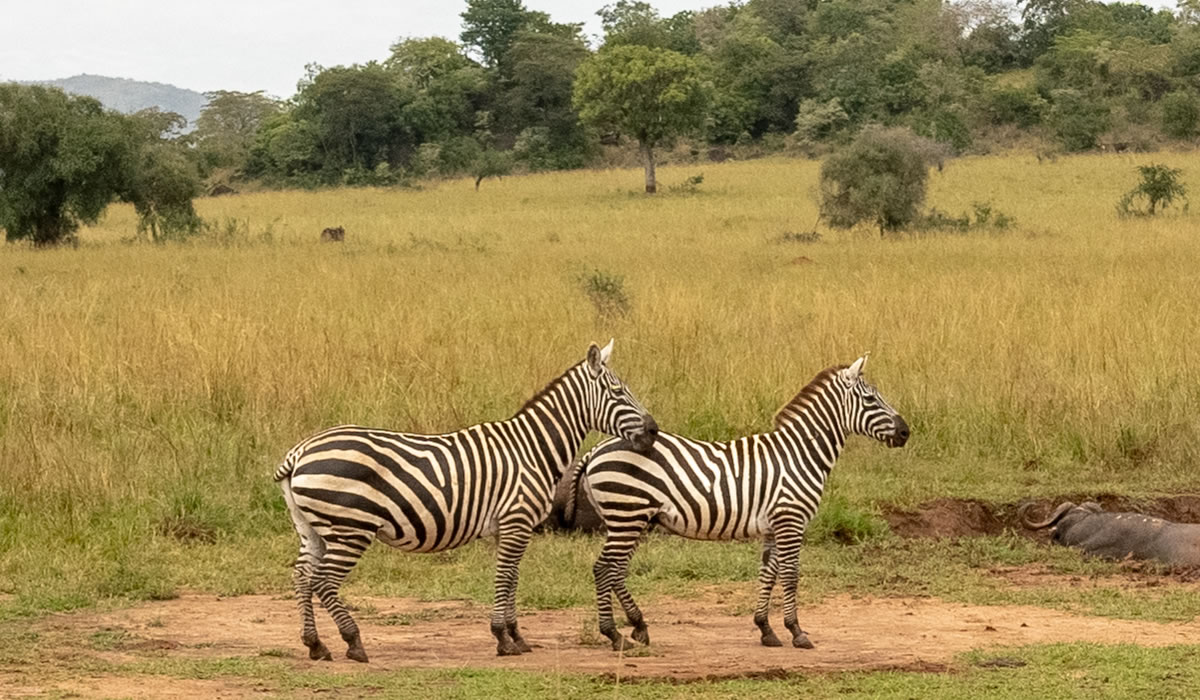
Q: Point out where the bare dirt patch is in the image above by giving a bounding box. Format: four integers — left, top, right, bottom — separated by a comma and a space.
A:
883, 495, 1200, 540
986, 563, 1200, 591
7, 591, 1200, 698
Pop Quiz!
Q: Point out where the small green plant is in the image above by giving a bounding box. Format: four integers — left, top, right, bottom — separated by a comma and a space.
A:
89, 627, 130, 651
666, 173, 705, 195
576, 268, 631, 318
1117, 164, 1188, 217
917, 201, 1015, 233
808, 495, 889, 545
258, 647, 292, 658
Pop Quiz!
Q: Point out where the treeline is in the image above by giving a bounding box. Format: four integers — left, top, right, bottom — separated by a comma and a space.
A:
218, 0, 1200, 188
8, 0, 1200, 245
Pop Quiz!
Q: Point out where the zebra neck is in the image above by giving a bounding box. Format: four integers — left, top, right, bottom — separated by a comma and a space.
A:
774, 403, 847, 475
504, 366, 590, 481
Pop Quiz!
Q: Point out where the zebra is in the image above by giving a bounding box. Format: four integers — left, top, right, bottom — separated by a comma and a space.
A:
562, 354, 908, 651
275, 340, 657, 662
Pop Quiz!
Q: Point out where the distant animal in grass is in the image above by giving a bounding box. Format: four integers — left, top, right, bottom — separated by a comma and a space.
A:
320, 226, 345, 242
1020, 501, 1200, 567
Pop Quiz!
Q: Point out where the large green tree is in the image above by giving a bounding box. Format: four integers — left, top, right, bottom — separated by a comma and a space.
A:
573, 45, 709, 193
194, 90, 281, 170
0, 85, 131, 245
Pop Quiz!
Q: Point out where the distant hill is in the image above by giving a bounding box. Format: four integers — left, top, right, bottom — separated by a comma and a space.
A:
29, 74, 208, 126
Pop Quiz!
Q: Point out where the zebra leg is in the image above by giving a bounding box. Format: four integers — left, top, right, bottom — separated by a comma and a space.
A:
285, 482, 332, 660
774, 525, 813, 649
754, 535, 783, 647
610, 539, 649, 645
312, 534, 373, 663
492, 520, 533, 656
294, 550, 332, 660
594, 523, 647, 651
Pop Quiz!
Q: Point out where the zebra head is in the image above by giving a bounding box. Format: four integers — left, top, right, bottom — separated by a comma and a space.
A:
585, 339, 658, 452
837, 354, 909, 448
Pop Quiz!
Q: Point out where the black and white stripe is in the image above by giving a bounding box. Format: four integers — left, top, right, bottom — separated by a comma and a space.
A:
276, 340, 656, 662
567, 354, 908, 651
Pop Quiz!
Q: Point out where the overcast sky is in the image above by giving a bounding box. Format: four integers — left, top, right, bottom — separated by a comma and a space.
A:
0, 0, 1180, 99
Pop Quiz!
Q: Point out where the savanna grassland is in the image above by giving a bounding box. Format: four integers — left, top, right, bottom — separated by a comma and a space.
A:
3, 154, 1200, 697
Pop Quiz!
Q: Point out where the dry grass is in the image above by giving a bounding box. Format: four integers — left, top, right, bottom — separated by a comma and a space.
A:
1, 152, 1198, 613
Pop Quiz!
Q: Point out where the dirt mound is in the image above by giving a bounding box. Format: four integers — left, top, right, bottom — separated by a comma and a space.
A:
883, 495, 1200, 539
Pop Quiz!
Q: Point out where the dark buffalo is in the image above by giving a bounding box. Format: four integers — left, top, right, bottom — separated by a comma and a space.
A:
1020, 501, 1200, 567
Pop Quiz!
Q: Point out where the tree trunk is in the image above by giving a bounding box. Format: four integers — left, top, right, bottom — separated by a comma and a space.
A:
640, 141, 657, 194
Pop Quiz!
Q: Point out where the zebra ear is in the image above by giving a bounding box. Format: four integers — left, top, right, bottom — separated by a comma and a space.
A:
599, 338, 614, 365
586, 342, 603, 376
844, 353, 869, 381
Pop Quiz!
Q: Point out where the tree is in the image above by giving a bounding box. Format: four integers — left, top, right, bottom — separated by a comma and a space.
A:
598, 1, 700, 54
497, 30, 592, 167
0, 85, 130, 245
1117, 163, 1187, 216
387, 38, 487, 143
292, 62, 414, 176
472, 148, 513, 189
460, 0, 582, 71
124, 108, 204, 240
819, 126, 937, 235
573, 45, 709, 193
194, 91, 281, 170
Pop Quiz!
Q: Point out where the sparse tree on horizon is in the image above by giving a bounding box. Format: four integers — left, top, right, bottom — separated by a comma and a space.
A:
573, 45, 709, 193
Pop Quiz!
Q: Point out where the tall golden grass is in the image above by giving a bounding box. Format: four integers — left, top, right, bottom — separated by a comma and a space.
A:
1, 153, 1198, 609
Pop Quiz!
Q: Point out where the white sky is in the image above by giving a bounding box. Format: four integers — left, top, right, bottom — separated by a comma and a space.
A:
0, 0, 1181, 99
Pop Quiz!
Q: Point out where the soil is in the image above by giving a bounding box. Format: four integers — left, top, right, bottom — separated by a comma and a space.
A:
7, 589, 1200, 698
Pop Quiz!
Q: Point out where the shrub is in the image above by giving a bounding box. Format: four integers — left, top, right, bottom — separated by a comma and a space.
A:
1117, 164, 1187, 217
1048, 89, 1110, 152
576, 268, 631, 318
666, 173, 704, 195
918, 201, 1015, 233
819, 126, 938, 235
1161, 91, 1200, 140
982, 86, 1047, 128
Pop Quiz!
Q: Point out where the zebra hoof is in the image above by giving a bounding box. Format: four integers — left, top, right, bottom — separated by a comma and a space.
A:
346, 646, 369, 663
792, 633, 814, 649
497, 639, 524, 656
308, 642, 333, 661
611, 637, 636, 652
761, 632, 783, 647
513, 637, 533, 654
631, 626, 650, 646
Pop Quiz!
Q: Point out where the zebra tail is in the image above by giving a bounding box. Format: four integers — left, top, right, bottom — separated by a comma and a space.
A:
272, 444, 304, 483
557, 455, 589, 529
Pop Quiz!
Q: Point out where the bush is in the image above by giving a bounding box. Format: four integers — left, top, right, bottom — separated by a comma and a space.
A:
1117, 164, 1188, 217
912, 106, 972, 152
576, 268, 631, 318
1049, 89, 1110, 152
982, 86, 1047, 128
1161, 91, 1200, 140
819, 126, 938, 235
918, 201, 1016, 233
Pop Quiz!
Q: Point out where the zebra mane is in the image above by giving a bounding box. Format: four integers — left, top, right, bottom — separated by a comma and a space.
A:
772, 365, 848, 429
516, 361, 585, 414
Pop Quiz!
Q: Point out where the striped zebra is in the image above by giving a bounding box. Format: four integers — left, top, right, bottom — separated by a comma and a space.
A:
275, 340, 657, 662
562, 354, 908, 651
